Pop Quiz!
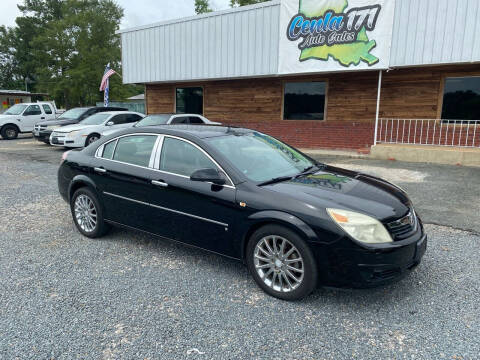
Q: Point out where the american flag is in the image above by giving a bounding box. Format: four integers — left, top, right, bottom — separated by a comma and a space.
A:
99, 63, 116, 91
100, 63, 116, 107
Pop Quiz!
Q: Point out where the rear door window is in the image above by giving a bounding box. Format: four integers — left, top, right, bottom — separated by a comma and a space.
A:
170, 117, 188, 124
42, 104, 53, 114
112, 135, 158, 167
126, 114, 143, 123
102, 140, 117, 160
188, 116, 204, 124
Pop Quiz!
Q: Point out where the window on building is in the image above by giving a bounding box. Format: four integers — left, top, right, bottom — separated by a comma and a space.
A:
283, 82, 326, 120
441, 77, 480, 121
176, 87, 203, 115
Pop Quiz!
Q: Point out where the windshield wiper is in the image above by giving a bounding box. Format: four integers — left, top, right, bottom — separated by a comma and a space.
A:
257, 176, 293, 186
296, 163, 324, 178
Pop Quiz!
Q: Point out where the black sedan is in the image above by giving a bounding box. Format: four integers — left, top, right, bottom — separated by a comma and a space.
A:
58, 126, 427, 300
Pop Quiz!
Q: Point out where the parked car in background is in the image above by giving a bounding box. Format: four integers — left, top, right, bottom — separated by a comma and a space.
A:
58, 125, 426, 301
101, 113, 220, 137
0, 102, 57, 140
33, 106, 128, 144
50, 111, 144, 148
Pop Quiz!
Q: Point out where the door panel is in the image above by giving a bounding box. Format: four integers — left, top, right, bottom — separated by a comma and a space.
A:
21, 105, 43, 131
149, 172, 238, 256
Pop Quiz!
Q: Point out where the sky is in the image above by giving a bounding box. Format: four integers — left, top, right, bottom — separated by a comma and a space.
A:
0, 0, 231, 29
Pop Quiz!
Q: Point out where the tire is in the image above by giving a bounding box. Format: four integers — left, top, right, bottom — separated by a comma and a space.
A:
246, 224, 318, 301
70, 187, 110, 238
85, 133, 100, 147
1, 125, 19, 140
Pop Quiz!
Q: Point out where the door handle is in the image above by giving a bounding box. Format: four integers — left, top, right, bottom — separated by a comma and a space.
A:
152, 180, 168, 187
94, 167, 107, 174
41, 117, 45, 119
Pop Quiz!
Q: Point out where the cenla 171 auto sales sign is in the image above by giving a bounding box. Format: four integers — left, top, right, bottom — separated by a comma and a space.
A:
278, 0, 395, 74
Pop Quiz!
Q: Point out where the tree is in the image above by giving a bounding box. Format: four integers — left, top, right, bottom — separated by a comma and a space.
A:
195, 0, 212, 14
3, 0, 141, 108
230, 0, 268, 7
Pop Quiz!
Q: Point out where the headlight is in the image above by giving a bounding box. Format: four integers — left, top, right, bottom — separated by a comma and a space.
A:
46, 125, 60, 130
327, 208, 393, 244
68, 130, 79, 137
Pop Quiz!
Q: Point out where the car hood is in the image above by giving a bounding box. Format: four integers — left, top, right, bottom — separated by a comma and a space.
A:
38, 119, 78, 126
263, 165, 411, 222
54, 123, 97, 133
101, 124, 135, 137
0, 114, 18, 121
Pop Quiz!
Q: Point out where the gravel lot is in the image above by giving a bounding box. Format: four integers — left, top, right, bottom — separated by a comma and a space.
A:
0, 138, 479, 359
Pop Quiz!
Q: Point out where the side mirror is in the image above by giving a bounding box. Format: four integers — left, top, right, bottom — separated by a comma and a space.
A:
190, 168, 226, 185
106, 121, 114, 126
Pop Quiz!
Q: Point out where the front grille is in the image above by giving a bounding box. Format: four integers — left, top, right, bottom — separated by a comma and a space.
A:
34, 124, 47, 131
386, 210, 417, 240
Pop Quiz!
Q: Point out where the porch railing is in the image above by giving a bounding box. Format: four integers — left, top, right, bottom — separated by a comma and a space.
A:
376, 119, 480, 148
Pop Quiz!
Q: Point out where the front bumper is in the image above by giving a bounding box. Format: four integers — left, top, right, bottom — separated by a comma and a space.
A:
33, 130, 52, 142
50, 133, 83, 148
316, 231, 427, 288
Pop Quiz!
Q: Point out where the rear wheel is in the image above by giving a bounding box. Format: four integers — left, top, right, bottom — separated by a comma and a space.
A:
1, 125, 19, 140
70, 187, 110, 238
246, 224, 318, 301
85, 133, 100, 147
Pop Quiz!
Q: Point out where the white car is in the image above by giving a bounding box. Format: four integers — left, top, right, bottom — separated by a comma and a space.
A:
50, 111, 144, 148
101, 113, 221, 137
0, 102, 57, 140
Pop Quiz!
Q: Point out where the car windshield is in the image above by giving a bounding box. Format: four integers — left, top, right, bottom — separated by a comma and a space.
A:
134, 114, 171, 127
4, 104, 28, 115
58, 108, 87, 120
207, 132, 315, 182
79, 113, 111, 125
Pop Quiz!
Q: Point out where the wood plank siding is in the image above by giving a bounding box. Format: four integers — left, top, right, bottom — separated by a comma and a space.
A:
145, 64, 480, 149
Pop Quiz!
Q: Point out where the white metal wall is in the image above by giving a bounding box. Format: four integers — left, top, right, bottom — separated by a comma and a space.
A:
390, 0, 480, 66
120, 1, 280, 84
120, 0, 480, 84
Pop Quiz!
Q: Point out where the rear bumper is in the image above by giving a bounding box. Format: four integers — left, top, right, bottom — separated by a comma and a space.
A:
317, 232, 427, 288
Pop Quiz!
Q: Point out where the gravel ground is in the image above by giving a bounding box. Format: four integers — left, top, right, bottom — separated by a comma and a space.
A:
0, 140, 479, 359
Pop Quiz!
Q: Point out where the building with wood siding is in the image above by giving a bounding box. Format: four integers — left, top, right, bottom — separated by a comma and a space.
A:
118, 0, 480, 150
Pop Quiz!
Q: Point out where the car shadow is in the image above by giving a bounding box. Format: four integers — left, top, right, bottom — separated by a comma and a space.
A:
99, 226, 428, 305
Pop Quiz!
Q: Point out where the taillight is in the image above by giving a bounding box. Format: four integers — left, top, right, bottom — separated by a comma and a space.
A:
61, 150, 71, 164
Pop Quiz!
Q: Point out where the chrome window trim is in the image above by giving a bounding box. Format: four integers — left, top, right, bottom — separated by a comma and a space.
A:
103, 191, 228, 228
155, 134, 235, 188
153, 135, 165, 169
148, 136, 162, 168
94, 132, 236, 189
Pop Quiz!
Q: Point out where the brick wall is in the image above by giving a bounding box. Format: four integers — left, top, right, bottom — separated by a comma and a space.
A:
145, 64, 479, 150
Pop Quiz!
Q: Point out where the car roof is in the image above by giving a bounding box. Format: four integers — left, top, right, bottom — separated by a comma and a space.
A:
95, 111, 143, 116
111, 124, 253, 139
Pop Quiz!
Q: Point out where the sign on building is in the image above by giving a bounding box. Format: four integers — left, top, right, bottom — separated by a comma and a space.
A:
278, 0, 395, 74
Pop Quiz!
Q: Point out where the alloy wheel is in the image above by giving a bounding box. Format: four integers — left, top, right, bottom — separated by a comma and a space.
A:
88, 136, 99, 144
74, 194, 97, 233
253, 235, 304, 293
6, 128, 16, 138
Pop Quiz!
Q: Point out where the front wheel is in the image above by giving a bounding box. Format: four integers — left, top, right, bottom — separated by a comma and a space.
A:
85, 133, 100, 147
1, 125, 19, 140
246, 224, 318, 301
70, 187, 110, 238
